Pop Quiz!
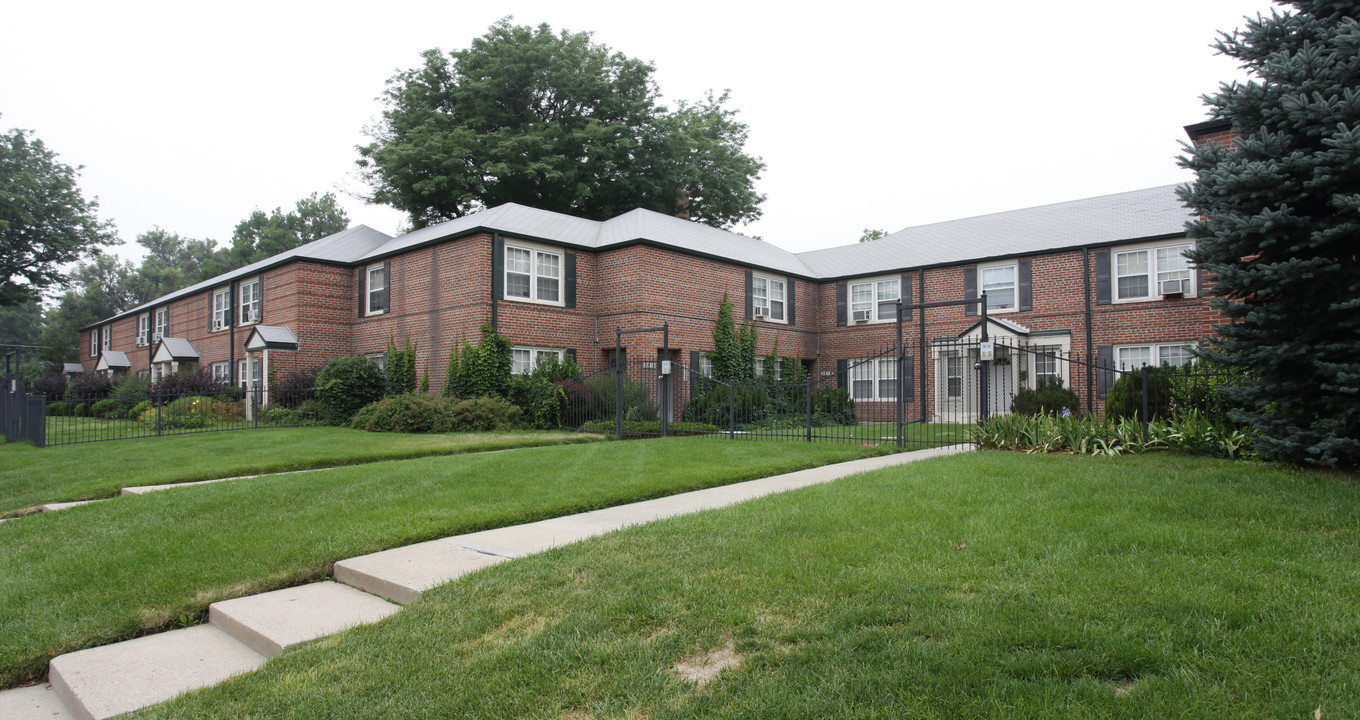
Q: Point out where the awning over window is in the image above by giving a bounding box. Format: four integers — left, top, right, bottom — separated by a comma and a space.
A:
152, 338, 200, 364
94, 352, 130, 371
243, 325, 299, 352
63, 363, 86, 375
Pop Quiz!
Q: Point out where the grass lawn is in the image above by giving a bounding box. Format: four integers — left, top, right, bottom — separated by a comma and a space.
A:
132, 451, 1359, 719
0, 426, 603, 516
0, 437, 887, 689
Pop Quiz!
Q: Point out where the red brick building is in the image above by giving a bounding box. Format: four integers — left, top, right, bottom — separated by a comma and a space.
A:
79, 179, 1221, 422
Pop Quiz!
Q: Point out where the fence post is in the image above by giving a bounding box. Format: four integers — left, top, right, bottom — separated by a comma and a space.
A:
156, 386, 163, 437
728, 383, 735, 439
660, 371, 669, 438
254, 387, 261, 430
614, 360, 623, 439
1141, 366, 1150, 443
805, 372, 813, 443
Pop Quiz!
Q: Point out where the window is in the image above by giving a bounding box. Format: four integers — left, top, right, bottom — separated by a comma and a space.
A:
366, 264, 386, 315
239, 277, 261, 324
697, 354, 713, 379
754, 357, 764, 377
980, 263, 1017, 311
751, 274, 786, 322
505, 242, 561, 305
1032, 345, 1061, 387
945, 355, 965, 398
1114, 243, 1193, 301
849, 277, 900, 322
90, 329, 99, 357
212, 287, 231, 330
136, 314, 150, 346
512, 346, 563, 375
101, 326, 111, 352
211, 362, 231, 384
1115, 343, 1195, 370
849, 358, 897, 400
366, 352, 387, 372
238, 357, 262, 392
153, 308, 168, 342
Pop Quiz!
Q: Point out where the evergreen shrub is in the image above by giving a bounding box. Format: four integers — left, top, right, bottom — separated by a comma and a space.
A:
316, 355, 386, 425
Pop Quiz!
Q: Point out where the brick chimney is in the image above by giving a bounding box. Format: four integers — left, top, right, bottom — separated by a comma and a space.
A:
1184, 118, 1237, 148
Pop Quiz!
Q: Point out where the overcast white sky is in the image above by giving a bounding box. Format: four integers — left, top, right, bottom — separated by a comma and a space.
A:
2, 0, 1275, 262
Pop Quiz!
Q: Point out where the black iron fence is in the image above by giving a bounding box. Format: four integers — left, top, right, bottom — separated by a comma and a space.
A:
37, 386, 324, 446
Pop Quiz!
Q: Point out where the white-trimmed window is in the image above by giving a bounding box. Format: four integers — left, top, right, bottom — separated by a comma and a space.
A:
136, 313, 150, 346
1115, 242, 1194, 301
101, 325, 111, 352
849, 276, 900, 323
695, 353, 714, 379
153, 308, 168, 342
1032, 345, 1062, 387
238, 357, 263, 392
1115, 343, 1195, 370
239, 277, 261, 325
945, 355, 965, 398
980, 262, 1017, 311
511, 346, 563, 375
850, 358, 897, 401
212, 287, 231, 330
505, 242, 561, 305
90, 329, 99, 357
211, 362, 231, 384
751, 274, 786, 322
366, 264, 387, 315
366, 352, 387, 372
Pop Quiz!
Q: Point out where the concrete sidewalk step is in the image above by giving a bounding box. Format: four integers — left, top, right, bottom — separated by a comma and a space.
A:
335, 540, 509, 605
448, 512, 639, 557
208, 581, 399, 658
49, 625, 264, 720
0, 682, 76, 719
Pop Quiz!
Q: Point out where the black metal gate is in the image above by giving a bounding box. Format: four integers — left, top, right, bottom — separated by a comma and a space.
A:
2, 346, 46, 446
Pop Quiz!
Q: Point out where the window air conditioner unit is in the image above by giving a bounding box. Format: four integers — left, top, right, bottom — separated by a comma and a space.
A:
212, 321, 226, 331
852, 309, 872, 323
753, 306, 770, 319
1159, 279, 1187, 297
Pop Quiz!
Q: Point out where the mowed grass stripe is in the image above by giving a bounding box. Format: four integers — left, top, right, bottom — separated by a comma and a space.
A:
133, 452, 1360, 720
0, 437, 887, 689
0, 427, 602, 515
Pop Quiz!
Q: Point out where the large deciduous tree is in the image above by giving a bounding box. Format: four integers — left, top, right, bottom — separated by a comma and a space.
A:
1178, 1, 1360, 467
219, 191, 350, 272
0, 124, 117, 305
357, 20, 765, 230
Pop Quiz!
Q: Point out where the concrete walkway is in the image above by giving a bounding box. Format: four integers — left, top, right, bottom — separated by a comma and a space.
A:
0, 444, 970, 720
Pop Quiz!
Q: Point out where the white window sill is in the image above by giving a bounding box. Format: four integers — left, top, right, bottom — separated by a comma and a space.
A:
503, 295, 565, 308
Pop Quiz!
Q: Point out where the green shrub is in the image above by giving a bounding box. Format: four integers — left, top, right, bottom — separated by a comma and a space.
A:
1011, 378, 1081, 417
448, 397, 521, 431
109, 375, 151, 414
90, 399, 121, 419
128, 400, 151, 420
158, 395, 218, 429
1105, 366, 1176, 422
811, 387, 856, 425
1166, 361, 1252, 427
578, 420, 721, 437
586, 374, 657, 422
65, 372, 112, 403
351, 394, 455, 433
508, 375, 566, 429
384, 339, 417, 395
46, 401, 71, 417
316, 356, 387, 425
974, 410, 1256, 460
443, 324, 512, 400
73, 403, 89, 418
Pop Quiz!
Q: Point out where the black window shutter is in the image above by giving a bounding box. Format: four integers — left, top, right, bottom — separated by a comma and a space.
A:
564, 252, 577, 308
358, 268, 366, 317
786, 279, 795, 325
492, 236, 504, 300
257, 276, 264, 323
900, 274, 913, 321
835, 282, 847, 326
903, 354, 915, 400
1018, 259, 1033, 312
1097, 345, 1114, 399
690, 350, 700, 376
565, 348, 576, 363
208, 292, 214, 332
1095, 250, 1112, 305
744, 270, 754, 320
964, 267, 978, 316
836, 359, 847, 390
229, 285, 235, 329
382, 261, 391, 313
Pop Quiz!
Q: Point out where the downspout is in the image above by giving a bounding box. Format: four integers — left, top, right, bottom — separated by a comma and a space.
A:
918, 267, 927, 423
1083, 247, 1093, 414
490, 232, 499, 331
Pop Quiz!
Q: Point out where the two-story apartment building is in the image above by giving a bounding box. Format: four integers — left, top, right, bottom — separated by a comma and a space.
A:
79, 178, 1217, 423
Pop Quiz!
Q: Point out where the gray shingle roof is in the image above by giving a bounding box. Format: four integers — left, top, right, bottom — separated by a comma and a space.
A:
155, 337, 199, 361
95, 351, 130, 369
103, 225, 393, 324
91, 185, 1192, 329
796, 184, 1192, 278
244, 325, 299, 350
